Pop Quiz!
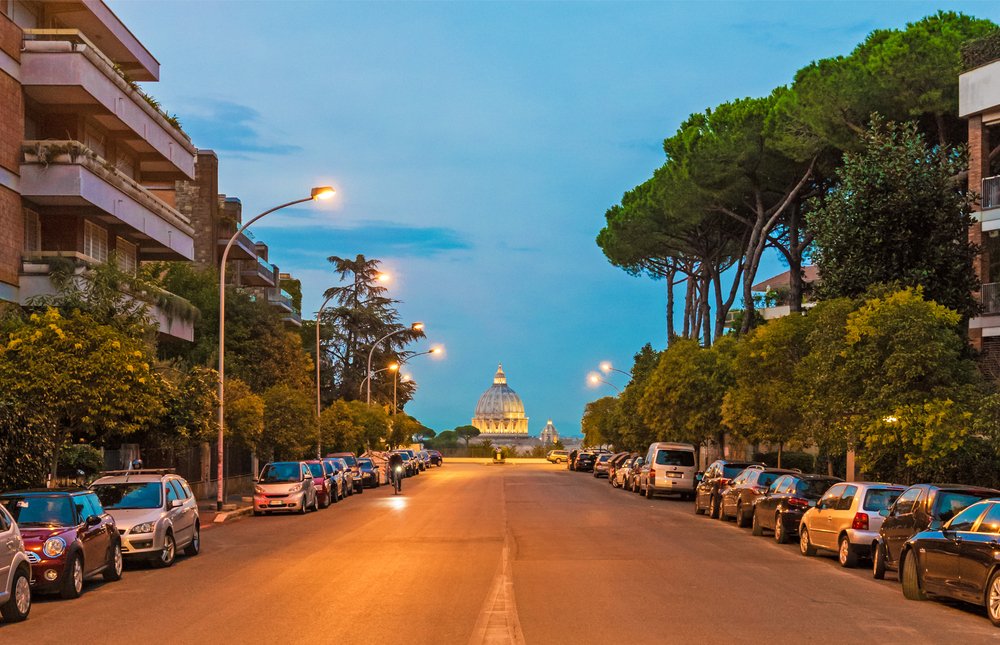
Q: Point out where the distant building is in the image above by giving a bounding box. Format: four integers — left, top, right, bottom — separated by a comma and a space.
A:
472, 364, 529, 437
539, 420, 559, 445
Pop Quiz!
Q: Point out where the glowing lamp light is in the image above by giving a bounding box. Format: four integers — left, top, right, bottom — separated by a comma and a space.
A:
377, 272, 391, 283
600, 361, 613, 374
411, 322, 425, 332
310, 186, 336, 200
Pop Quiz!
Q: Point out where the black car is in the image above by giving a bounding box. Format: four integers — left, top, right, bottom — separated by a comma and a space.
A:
694, 460, 765, 519
719, 466, 800, 527
356, 458, 381, 488
874, 483, 999, 579
427, 450, 443, 467
574, 452, 596, 473
751, 473, 842, 543
899, 498, 1000, 626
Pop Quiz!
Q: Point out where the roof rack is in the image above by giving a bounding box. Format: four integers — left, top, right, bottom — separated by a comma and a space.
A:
745, 464, 766, 471
99, 468, 175, 476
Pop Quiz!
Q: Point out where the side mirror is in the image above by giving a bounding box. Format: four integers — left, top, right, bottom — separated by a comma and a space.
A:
878, 508, 889, 517
86, 514, 101, 527
695, 472, 704, 483
170, 499, 183, 509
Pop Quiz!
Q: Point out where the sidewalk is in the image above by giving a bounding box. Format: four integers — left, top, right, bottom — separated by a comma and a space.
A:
198, 495, 253, 528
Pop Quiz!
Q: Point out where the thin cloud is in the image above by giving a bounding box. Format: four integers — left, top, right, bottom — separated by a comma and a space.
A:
258, 219, 472, 258
176, 99, 302, 155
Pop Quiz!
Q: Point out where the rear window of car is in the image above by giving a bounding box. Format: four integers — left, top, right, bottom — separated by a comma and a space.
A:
935, 492, 992, 523
307, 463, 325, 478
758, 473, 781, 487
656, 450, 695, 467
796, 478, 838, 497
723, 465, 751, 478
863, 488, 902, 512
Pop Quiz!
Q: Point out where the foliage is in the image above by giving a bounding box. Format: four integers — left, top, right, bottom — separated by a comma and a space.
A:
962, 28, 1000, 70
0, 400, 55, 489
582, 397, 619, 448
224, 379, 264, 449
723, 313, 815, 465
426, 429, 458, 450
388, 414, 427, 448
56, 443, 104, 477
454, 425, 481, 448
608, 343, 660, 450
807, 118, 978, 318
320, 400, 390, 453
261, 384, 316, 460
151, 365, 219, 446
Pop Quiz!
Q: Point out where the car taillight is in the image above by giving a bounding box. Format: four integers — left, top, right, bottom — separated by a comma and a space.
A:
718, 478, 730, 487
649, 469, 655, 484
787, 497, 810, 508
851, 512, 869, 530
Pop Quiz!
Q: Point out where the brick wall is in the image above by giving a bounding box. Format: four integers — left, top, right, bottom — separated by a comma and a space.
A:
0, 14, 22, 292
0, 13, 19, 64
0, 187, 21, 287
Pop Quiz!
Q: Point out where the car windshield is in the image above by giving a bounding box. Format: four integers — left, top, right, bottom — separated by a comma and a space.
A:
0, 496, 76, 526
358, 459, 374, 468
307, 463, 325, 478
758, 473, 782, 487
339, 456, 358, 467
797, 479, 838, 497
260, 463, 300, 483
863, 488, 902, 512
935, 492, 991, 522
398, 454, 411, 462
656, 450, 695, 467
91, 482, 162, 509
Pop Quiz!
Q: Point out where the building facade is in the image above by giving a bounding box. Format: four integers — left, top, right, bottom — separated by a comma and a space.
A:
472, 364, 529, 437
0, 0, 196, 339
539, 419, 559, 445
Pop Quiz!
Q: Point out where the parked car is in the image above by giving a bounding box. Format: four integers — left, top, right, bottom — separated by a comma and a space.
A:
393, 450, 418, 476
574, 452, 597, 473
418, 451, 433, 470
719, 466, 799, 526
303, 460, 336, 508
427, 450, 444, 467
873, 483, 999, 579
751, 473, 842, 543
0, 504, 31, 622
612, 455, 638, 489
638, 442, 698, 500
626, 457, 645, 492
799, 482, 904, 567
90, 469, 201, 567
592, 453, 616, 478
694, 460, 765, 518
324, 458, 353, 499
356, 458, 381, 488
898, 498, 1000, 626
327, 452, 363, 491
605, 452, 631, 484
400, 450, 421, 474
253, 462, 319, 515
567, 450, 579, 471
547, 450, 570, 464
0, 489, 122, 599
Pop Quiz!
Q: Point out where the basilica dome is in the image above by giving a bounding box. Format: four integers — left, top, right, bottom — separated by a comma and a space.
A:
472, 364, 529, 436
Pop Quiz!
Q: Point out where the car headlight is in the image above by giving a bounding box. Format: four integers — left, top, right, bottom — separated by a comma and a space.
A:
42, 536, 66, 558
254, 485, 264, 494
130, 522, 155, 534
289, 484, 302, 493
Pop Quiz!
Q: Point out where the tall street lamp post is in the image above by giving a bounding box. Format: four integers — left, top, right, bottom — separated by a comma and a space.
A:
587, 372, 622, 394
392, 347, 442, 415
216, 186, 335, 511
366, 322, 424, 405
599, 361, 630, 378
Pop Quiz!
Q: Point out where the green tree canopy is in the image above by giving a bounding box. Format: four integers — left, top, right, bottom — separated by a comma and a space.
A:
261, 384, 316, 460
582, 397, 619, 448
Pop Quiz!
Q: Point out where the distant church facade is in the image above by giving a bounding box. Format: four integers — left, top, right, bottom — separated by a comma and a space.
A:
472, 364, 529, 437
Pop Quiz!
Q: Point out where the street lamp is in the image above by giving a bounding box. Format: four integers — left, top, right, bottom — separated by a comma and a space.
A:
587, 371, 621, 394
599, 361, 630, 377
314, 292, 338, 459
366, 322, 424, 405
391, 346, 443, 415
216, 186, 335, 510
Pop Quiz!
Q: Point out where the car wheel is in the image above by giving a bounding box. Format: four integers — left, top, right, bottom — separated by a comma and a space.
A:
155, 532, 177, 568
736, 503, 748, 528
774, 514, 789, 544
872, 542, 886, 580
751, 509, 763, 536
103, 541, 123, 581
645, 483, 654, 499
708, 495, 720, 519
60, 553, 84, 599
799, 527, 816, 557
901, 552, 927, 601
357, 484, 363, 495
986, 569, 1000, 627
838, 535, 858, 568
332, 487, 340, 504
185, 523, 201, 557
1, 566, 30, 622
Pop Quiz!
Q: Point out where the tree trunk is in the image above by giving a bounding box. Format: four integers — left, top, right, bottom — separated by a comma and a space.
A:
666, 267, 676, 345
787, 202, 804, 313
683, 276, 693, 339
777, 442, 783, 468
700, 267, 712, 347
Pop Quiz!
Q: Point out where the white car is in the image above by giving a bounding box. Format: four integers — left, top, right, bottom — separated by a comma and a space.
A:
0, 505, 31, 623
90, 470, 201, 568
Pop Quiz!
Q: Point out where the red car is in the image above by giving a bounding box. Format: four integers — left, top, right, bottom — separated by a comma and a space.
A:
0, 489, 122, 599
303, 460, 336, 508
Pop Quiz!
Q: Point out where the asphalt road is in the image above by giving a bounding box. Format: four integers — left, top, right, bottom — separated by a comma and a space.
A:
3, 463, 999, 644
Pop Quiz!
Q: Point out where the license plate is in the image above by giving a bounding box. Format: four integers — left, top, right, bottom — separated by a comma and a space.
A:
667, 472, 682, 478
269, 501, 282, 507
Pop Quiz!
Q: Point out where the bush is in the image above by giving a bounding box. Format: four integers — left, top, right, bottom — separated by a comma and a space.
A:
753, 451, 816, 473
57, 443, 104, 477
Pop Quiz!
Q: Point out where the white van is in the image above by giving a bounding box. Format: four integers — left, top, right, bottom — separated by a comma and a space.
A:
639, 442, 698, 500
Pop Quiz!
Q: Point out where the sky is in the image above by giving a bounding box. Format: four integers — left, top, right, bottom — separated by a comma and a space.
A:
111, 0, 1000, 437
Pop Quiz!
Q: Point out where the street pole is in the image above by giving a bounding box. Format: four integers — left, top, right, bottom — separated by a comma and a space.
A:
315, 293, 335, 459
216, 186, 334, 511
366, 322, 423, 405
588, 374, 622, 394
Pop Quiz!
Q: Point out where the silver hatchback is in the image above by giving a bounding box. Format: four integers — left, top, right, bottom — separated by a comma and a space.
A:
90, 470, 201, 568
0, 505, 31, 623
253, 462, 319, 515
799, 482, 904, 567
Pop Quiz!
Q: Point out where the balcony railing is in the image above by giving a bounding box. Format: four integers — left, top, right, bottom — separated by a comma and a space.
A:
265, 287, 294, 313
982, 282, 1000, 314
239, 256, 277, 287
984, 176, 1000, 210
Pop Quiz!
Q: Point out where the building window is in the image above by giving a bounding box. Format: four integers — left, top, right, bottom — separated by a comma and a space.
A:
115, 237, 137, 274
23, 209, 40, 254
83, 220, 108, 263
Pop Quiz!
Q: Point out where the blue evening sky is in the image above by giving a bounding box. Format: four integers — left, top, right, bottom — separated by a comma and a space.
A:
112, 1, 999, 438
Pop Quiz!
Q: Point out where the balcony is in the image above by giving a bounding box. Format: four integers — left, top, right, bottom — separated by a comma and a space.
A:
18, 253, 195, 341
240, 255, 277, 288
281, 311, 302, 327
266, 288, 294, 313
218, 231, 256, 262
20, 30, 195, 181
20, 141, 194, 260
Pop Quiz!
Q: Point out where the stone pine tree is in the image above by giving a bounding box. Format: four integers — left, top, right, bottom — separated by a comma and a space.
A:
807, 118, 979, 319
317, 255, 425, 405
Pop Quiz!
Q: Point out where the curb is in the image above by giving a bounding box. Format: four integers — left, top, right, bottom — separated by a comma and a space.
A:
212, 506, 253, 524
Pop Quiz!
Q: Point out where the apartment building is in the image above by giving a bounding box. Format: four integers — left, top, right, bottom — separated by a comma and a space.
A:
0, 0, 196, 339
960, 33, 1000, 356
